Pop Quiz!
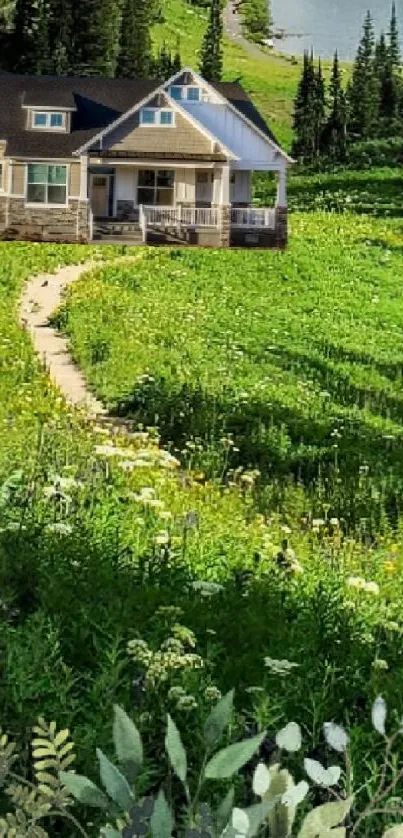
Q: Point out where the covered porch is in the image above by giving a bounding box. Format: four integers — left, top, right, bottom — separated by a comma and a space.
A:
85, 155, 287, 247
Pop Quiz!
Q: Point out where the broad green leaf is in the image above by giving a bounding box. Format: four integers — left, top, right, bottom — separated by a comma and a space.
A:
383, 828, 403, 837
276, 722, 302, 753
243, 801, 278, 836
266, 765, 297, 838
113, 705, 143, 782
232, 808, 249, 835
253, 763, 271, 797
59, 771, 109, 809
165, 715, 187, 785
150, 789, 173, 838
101, 829, 121, 838
372, 696, 387, 736
304, 759, 341, 788
298, 798, 354, 838
216, 786, 235, 832
282, 780, 309, 808
323, 723, 349, 753
96, 749, 134, 812
204, 689, 234, 749
53, 729, 70, 749
205, 732, 266, 780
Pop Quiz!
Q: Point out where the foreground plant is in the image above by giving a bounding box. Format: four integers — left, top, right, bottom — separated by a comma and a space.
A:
2, 692, 403, 836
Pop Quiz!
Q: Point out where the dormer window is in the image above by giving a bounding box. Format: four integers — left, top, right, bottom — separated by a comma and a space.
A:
169, 85, 201, 102
31, 111, 67, 130
139, 108, 175, 126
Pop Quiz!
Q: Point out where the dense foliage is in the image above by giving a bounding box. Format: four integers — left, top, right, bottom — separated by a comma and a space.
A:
292, 4, 403, 164
1, 217, 403, 834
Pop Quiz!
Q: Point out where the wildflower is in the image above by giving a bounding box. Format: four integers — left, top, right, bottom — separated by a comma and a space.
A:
330, 517, 339, 527
155, 531, 170, 546
346, 576, 366, 590
365, 581, 380, 595
168, 686, 186, 702
46, 522, 73, 536
281, 524, 292, 534
372, 659, 389, 672
312, 518, 325, 529
384, 560, 396, 574
177, 694, 198, 711
127, 638, 152, 665
204, 686, 222, 702
264, 657, 299, 676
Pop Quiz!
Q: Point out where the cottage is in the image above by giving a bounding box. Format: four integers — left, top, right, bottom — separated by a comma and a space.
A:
0, 67, 293, 247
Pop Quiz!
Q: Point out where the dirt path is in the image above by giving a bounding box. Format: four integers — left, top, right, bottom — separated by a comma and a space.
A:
224, 0, 270, 59
19, 255, 142, 418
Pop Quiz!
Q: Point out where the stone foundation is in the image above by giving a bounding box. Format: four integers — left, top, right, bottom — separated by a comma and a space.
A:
1, 198, 90, 243
275, 206, 288, 248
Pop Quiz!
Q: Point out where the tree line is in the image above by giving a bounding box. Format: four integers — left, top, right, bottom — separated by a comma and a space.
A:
292, 3, 402, 163
0, 0, 224, 81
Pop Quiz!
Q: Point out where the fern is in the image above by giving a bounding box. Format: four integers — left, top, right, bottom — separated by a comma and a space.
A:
31, 718, 75, 808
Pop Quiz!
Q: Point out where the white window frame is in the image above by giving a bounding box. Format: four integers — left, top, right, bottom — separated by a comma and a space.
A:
31, 111, 67, 131
169, 85, 202, 102
25, 163, 69, 208
139, 107, 175, 127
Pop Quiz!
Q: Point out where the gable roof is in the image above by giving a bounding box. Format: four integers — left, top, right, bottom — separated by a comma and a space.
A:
0, 71, 289, 161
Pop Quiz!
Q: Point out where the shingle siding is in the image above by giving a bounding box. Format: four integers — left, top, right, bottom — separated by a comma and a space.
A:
105, 109, 212, 156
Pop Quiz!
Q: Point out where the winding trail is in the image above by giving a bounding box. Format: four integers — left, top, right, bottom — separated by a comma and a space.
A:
19, 255, 142, 418
224, 0, 271, 59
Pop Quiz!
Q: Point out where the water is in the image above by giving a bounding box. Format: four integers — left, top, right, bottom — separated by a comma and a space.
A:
270, 0, 403, 60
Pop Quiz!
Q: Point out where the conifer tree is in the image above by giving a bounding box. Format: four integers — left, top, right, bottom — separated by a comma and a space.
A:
45, 0, 74, 74
116, 0, 153, 78
72, 0, 122, 76
375, 31, 399, 122
389, 1, 400, 67
321, 51, 347, 160
313, 57, 326, 154
199, 0, 223, 82
11, 0, 51, 73
292, 51, 317, 162
172, 36, 182, 73
347, 11, 380, 139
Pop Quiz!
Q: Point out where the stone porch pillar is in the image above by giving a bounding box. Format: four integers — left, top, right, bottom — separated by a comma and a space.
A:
275, 167, 288, 249
219, 164, 231, 247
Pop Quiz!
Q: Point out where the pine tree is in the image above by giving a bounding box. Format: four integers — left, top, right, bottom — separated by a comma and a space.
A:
313, 57, 326, 154
11, 0, 51, 73
292, 51, 317, 162
116, 0, 152, 78
72, 0, 122, 76
172, 36, 182, 73
347, 11, 380, 139
45, 0, 74, 74
199, 0, 223, 82
389, 1, 400, 67
375, 31, 400, 122
321, 51, 347, 160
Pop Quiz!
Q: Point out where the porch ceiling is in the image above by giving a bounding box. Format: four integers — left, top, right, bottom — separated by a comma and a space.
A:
97, 149, 228, 162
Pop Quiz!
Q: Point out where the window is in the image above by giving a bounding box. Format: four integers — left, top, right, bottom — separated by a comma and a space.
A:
169, 85, 202, 101
170, 86, 183, 100
140, 109, 156, 125
0, 163, 3, 191
32, 111, 66, 130
187, 86, 200, 101
26, 164, 67, 205
137, 169, 175, 206
139, 108, 175, 126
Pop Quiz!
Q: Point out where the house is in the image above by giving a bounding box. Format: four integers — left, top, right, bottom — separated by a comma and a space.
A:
0, 67, 293, 248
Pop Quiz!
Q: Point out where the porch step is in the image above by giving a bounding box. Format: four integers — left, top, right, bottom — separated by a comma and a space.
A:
93, 220, 143, 243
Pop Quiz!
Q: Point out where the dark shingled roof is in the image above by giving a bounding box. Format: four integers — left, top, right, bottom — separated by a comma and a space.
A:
0, 73, 280, 158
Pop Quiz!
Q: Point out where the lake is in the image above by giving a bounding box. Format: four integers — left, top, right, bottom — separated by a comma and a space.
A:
270, 0, 402, 60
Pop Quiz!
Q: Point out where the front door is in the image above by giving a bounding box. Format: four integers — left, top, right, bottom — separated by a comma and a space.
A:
196, 171, 213, 205
91, 175, 110, 217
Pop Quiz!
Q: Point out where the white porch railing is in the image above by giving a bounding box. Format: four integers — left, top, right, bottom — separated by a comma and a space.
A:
142, 205, 220, 228
231, 207, 276, 229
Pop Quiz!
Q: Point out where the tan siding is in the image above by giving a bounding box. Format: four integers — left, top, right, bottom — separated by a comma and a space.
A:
11, 162, 25, 196
1, 160, 9, 191
0, 142, 6, 159
69, 162, 81, 198
175, 168, 196, 203
105, 110, 212, 156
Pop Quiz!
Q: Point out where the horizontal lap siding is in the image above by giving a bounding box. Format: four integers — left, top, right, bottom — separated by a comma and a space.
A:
11, 162, 25, 195
69, 162, 81, 197
105, 109, 213, 156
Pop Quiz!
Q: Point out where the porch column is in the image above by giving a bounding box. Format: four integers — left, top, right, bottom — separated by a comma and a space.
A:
275, 166, 288, 249
79, 154, 89, 200
219, 164, 231, 247
276, 166, 287, 208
